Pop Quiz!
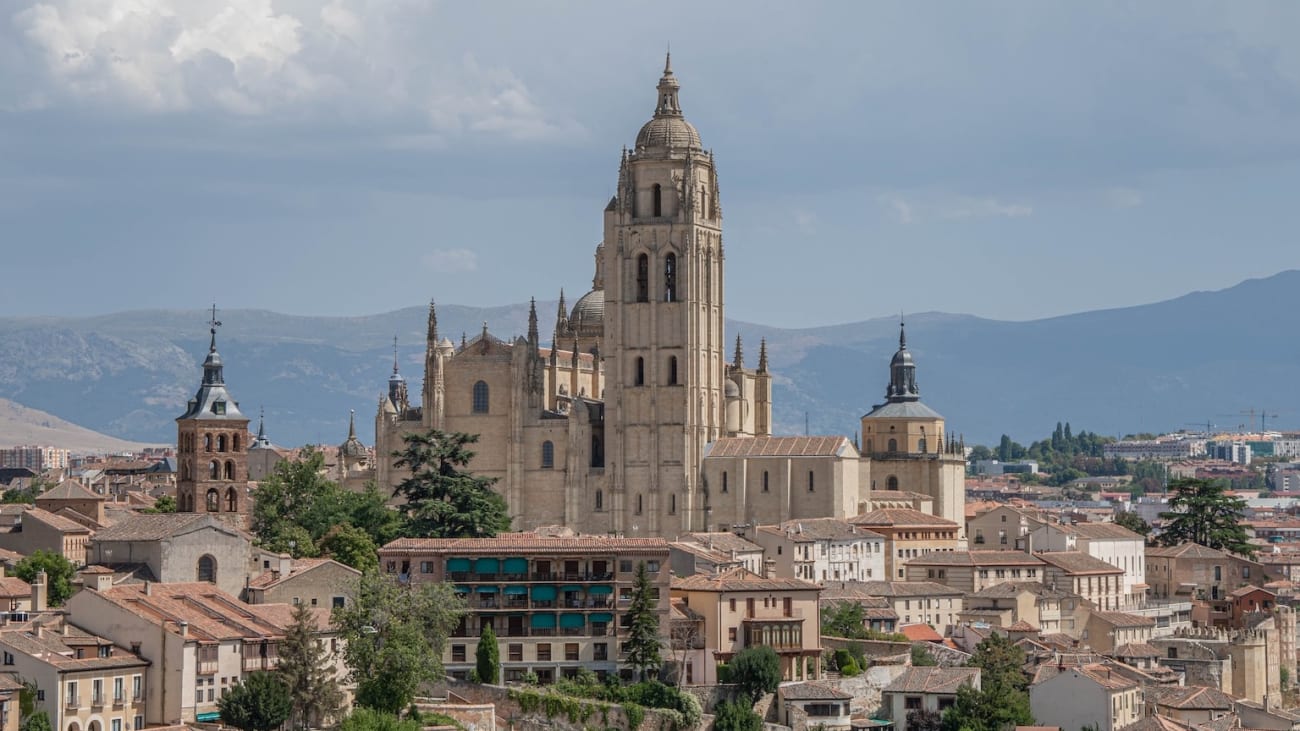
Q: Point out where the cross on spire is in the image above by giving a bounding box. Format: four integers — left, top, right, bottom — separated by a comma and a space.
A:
208, 304, 222, 352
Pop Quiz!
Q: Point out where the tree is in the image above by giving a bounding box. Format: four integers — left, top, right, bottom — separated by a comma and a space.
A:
1159, 478, 1255, 556
730, 646, 782, 703
319, 524, 380, 573
19, 711, 51, 731
392, 430, 510, 538
333, 570, 465, 713
623, 561, 663, 681
821, 601, 869, 639
1114, 510, 1151, 538
969, 632, 1028, 693
942, 634, 1033, 731
14, 551, 75, 606
141, 494, 176, 514
340, 708, 422, 731
218, 671, 292, 731
276, 604, 345, 730
911, 644, 938, 667
712, 700, 763, 731
475, 624, 500, 684
908, 709, 945, 731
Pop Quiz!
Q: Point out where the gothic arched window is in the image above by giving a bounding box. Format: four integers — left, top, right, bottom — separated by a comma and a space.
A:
664, 253, 677, 302
472, 381, 490, 413
668, 356, 678, 385
541, 441, 554, 469
204, 434, 212, 452
208, 461, 219, 480
635, 357, 645, 386
217, 434, 227, 452
223, 460, 235, 480
232, 434, 241, 452
197, 554, 217, 583
887, 475, 899, 491
205, 488, 220, 512
636, 254, 649, 302
225, 487, 238, 512
652, 184, 662, 217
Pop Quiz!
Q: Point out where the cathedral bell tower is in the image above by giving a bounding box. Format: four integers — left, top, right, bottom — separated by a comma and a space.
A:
602, 54, 725, 536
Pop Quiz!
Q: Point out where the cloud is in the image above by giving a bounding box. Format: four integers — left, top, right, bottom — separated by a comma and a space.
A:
878, 194, 915, 224
423, 248, 478, 273
1107, 187, 1144, 208
793, 208, 818, 234
941, 197, 1033, 220
4, 0, 579, 140
877, 192, 1030, 223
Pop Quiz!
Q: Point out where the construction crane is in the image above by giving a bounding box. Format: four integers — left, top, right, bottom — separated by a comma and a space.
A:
1185, 421, 1215, 435
1241, 408, 1282, 432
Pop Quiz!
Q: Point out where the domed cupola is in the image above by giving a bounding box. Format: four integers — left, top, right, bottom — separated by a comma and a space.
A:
886, 321, 920, 402
635, 53, 703, 151
339, 410, 367, 460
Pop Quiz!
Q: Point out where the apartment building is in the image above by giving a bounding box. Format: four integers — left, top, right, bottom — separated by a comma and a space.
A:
1036, 551, 1127, 611
672, 567, 822, 685
0, 447, 70, 472
1030, 663, 1143, 731
966, 505, 1047, 550
751, 518, 885, 582
378, 534, 670, 684
1146, 543, 1267, 601
849, 508, 961, 580
0, 620, 148, 731
959, 581, 1087, 635
903, 551, 1045, 594
1030, 521, 1147, 608
830, 581, 963, 630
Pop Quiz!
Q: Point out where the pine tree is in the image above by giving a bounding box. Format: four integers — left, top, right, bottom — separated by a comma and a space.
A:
277, 604, 345, 730
476, 624, 500, 684
1159, 478, 1255, 556
624, 561, 663, 680
392, 430, 511, 538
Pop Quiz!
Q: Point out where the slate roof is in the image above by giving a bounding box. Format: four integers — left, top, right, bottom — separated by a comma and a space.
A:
863, 400, 945, 420
883, 667, 980, 694
706, 436, 855, 458
382, 534, 668, 554
672, 567, 821, 593
850, 508, 960, 529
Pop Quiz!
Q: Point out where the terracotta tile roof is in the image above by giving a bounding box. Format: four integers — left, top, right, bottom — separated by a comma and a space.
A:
1090, 611, 1156, 628
1035, 551, 1124, 575
757, 518, 883, 542
900, 623, 943, 642
1229, 585, 1274, 598
824, 580, 963, 599
905, 551, 1044, 567
1058, 522, 1143, 541
1150, 685, 1234, 710
969, 581, 1072, 600
0, 577, 30, 598
1146, 543, 1229, 560
1005, 620, 1037, 632
883, 667, 980, 694
247, 558, 359, 590
669, 541, 735, 565
1120, 716, 1195, 731
1113, 642, 1161, 658
87, 582, 311, 642
381, 533, 669, 554
679, 532, 763, 554
19, 507, 90, 534
779, 682, 853, 701
1074, 663, 1139, 690
850, 508, 960, 529
0, 626, 149, 672
671, 567, 821, 593
92, 513, 242, 542
35, 481, 104, 501
706, 436, 854, 458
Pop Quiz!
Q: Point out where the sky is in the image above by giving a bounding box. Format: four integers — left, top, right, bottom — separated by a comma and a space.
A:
2, 1, 1300, 328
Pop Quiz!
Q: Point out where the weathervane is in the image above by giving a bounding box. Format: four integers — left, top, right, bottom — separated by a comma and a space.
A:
208, 303, 223, 352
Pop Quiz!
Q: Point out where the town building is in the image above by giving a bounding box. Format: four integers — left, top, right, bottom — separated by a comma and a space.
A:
1029, 663, 1143, 731
243, 555, 360, 609
966, 505, 1046, 550
1035, 551, 1127, 612
903, 550, 1045, 594
671, 567, 822, 685
959, 582, 1086, 635
0, 507, 91, 566
674, 532, 764, 575
776, 683, 853, 731
881, 667, 981, 731
751, 518, 884, 583
0, 446, 70, 472
1146, 543, 1267, 602
86, 513, 252, 599
850, 508, 961, 580
1082, 611, 1155, 654
377, 533, 669, 684
1029, 522, 1147, 609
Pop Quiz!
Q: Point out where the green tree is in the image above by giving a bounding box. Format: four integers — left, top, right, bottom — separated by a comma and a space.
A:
14, 551, 75, 606
908, 709, 945, 731
333, 571, 464, 713
218, 671, 292, 731
942, 634, 1033, 731
712, 700, 763, 731
1114, 510, 1151, 538
2, 479, 47, 504
319, 524, 380, 573
967, 445, 994, 463
623, 561, 663, 681
392, 430, 510, 538
340, 708, 422, 731
141, 494, 176, 514
1159, 478, 1255, 556
969, 632, 1028, 692
911, 644, 938, 666
475, 624, 500, 684
821, 601, 869, 639
276, 604, 345, 730
251, 447, 338, 553
19, 711, 51, 731
730, 646, 782, 703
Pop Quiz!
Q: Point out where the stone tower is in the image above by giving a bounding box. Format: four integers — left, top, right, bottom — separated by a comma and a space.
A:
176, 307, 250, 517
602, 54, 726, 536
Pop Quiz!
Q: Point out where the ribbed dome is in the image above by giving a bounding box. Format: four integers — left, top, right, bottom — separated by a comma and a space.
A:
890, 349, 913, 368
339, 436, 367, 458
636, 116, 702, 150
724, 379, 740, 399
571, 288, 605, 326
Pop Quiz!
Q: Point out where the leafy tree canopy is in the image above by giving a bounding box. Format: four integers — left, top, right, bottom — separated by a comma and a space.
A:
392, 430, 510, 538
319, 524, 380, 573
14, 550, 75, 606
218, 671, 292, 731
1114, 510, 1151, 538
713, 700, 763, 731
1159, 478, 1255, 556
340, 708, 422, 731
141, 494, 176, 514
731, 645, 782, 703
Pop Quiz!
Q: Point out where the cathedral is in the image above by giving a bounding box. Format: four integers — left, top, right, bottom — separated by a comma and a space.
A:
370, 56, 968, 540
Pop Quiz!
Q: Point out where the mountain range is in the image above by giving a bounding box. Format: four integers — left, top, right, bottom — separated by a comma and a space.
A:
0, 271, 1296, 450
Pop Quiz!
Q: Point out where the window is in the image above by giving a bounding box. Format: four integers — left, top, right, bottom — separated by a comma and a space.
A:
472, 381, 490, 413
668, 356, 678, 385
232, 434, 240, 452
134, 717, 143, 731
721, 471, 728, 493
541, 441, 555, 468
886, 475, 899, 491
652, 184, 662, 217
664, 252, 677, 301
333, 596, 345, 609
213, 401, 226, 416
197, 554, 217, 583
2, 652, 11, 666
646, 561, 660, 573
669, 493, 676, 514
636, 254, 650, 302
217, 434, 227, 452
635, 357, 645, 386
67, 680, 78, 707
918, 437, 927, 453
729, 598, 736, 612
114, 677, 124, 703
636, 494, 643, 515
762, 471, 769, 493
905, 696, 922, 710
595, 489, 603, 511
452, 645, 466, 662
728, 627, 737, 642
205, 488, 219, 512
620, 560, 633, 573
508, 644, 523, 662
204, 433, 212, 451
566, 643, 580, 661
132, 675, 142, 701
594, 643, 608, 661
808, 471, 815, 492
225, 486, 237, 511
888, 438, 898, 452
208, 461, 219, 480
223, 460, 235, 480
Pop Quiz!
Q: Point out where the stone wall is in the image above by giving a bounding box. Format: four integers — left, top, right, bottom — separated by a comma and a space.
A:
435, 681, 677, 731
820, 635, 911, 660
419, 700, 496, 731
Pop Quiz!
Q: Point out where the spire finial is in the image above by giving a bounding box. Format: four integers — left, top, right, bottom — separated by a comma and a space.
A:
393, 335, 400, 374
758, 338, 769, 373
733, 334, 744, 368
665, 46, 672, 74
208, 303, 222, 353
427, 299, 438, 344
257, 406, 265, 440
348, 409, 356, 438
899, 314, 907, 350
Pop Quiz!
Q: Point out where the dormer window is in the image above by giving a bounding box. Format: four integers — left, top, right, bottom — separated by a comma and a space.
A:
212, 401, 226, 415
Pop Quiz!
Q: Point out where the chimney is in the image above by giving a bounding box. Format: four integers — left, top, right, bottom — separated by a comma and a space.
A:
143, 581, 151, 596
178, 620, 189, 637
763, 558, 776, 580
31, 569, 47, 612
278, 553, 292, 578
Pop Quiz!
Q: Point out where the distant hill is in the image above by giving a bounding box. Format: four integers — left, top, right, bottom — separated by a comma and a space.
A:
0, 271, 1297, 447
0, 397, 154, 453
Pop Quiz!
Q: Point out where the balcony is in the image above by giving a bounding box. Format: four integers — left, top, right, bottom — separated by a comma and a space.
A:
91, 694, 104, 708
198, 660, 219, 675
113, 694, 125, 708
